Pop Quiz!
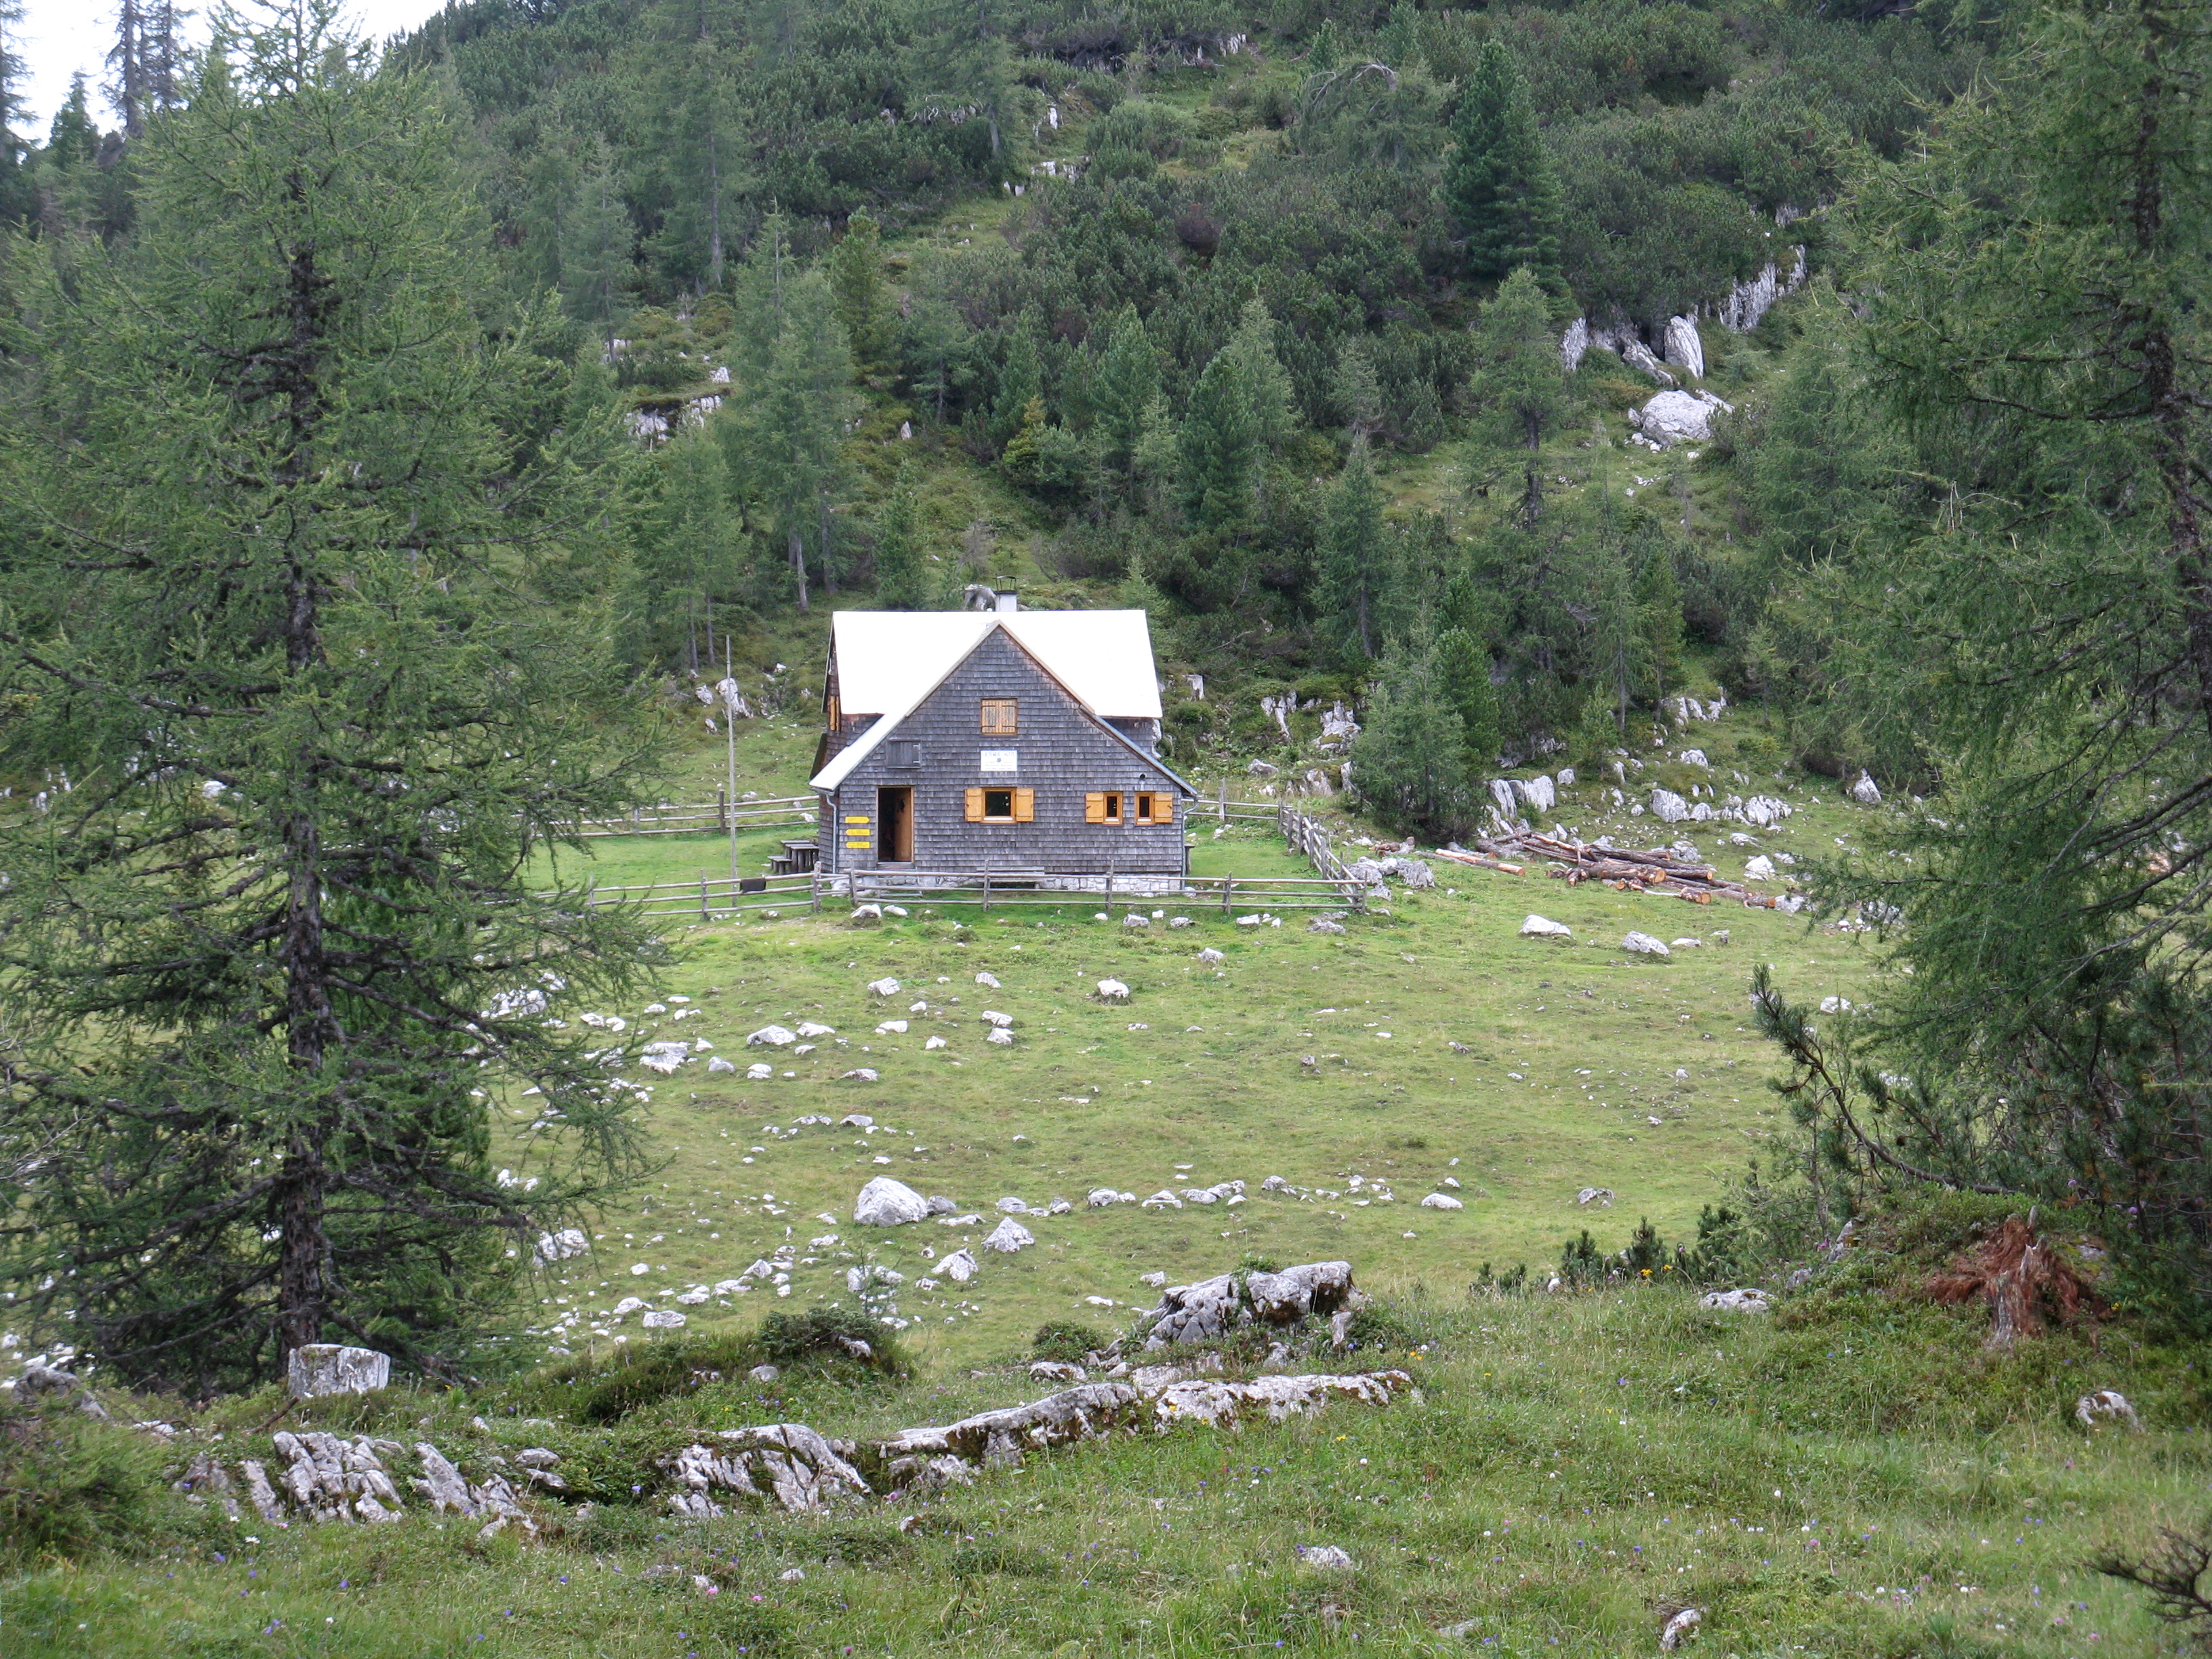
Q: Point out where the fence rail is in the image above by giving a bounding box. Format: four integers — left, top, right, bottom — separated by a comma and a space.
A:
573, 794, 816, 838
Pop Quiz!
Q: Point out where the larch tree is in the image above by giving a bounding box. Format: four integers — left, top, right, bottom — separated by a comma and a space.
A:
1792, 0, 2212, 1310
1318, 436, 1388, 660
0, 0, 670, 1391
1179, 346, 1258, 528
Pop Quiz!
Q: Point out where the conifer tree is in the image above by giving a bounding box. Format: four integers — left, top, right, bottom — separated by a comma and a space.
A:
1334, 337, 1382, 440
1349, 634, 1476, 838
827, 211, 890, 371
1092, 304, 1160, 489
874, 463, 927, 607
1226, 296, 1296, 454
1443, 40, 1563, 288
1318, 436, 1387, 659
560, 139, 631, 346
991, 312, 1042, 451
1435, 626, 1501, 775
1179, 346, 1257, 527
0, 0, 668, 1390
1468, 265, 1568, 524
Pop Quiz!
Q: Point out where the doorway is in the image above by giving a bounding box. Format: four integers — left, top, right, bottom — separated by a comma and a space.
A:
876, 786, 914, 863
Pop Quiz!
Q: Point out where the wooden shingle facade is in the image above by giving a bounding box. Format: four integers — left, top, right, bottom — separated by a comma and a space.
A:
810, 611, 1193, 882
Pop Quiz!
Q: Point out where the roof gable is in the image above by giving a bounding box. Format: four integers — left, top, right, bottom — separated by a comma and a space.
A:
828, 611, 1163, 720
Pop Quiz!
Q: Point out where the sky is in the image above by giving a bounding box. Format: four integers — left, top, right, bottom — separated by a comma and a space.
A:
10, 0, 449, 134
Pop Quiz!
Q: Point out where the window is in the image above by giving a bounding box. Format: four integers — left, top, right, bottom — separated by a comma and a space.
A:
887, 739, 923, 769
1088, 790, 1174, 825
979, 698, 1019, 736
966, 787, 1034, 823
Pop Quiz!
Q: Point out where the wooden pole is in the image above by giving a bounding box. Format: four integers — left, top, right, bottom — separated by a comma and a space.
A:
699, 875, 710, 921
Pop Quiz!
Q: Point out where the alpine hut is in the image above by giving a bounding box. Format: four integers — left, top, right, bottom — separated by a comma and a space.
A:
809, 609, 1195, 887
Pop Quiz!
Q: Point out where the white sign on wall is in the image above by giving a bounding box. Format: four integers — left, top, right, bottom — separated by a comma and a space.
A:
979, 750, 1019, 773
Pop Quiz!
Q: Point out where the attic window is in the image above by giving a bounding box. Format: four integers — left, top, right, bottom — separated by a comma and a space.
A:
887, 739, 923, 769
980, 698, 1019, 736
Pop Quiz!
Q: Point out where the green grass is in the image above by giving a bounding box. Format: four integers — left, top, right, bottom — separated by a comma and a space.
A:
1, 1285, 2190, 1656
14, 715, 2184, 1656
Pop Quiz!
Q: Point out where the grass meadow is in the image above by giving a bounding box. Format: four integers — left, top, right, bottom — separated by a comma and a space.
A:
5, 713, 2195, 1658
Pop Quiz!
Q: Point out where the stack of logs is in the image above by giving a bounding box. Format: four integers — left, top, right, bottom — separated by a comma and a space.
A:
1435, 833, 1777, 907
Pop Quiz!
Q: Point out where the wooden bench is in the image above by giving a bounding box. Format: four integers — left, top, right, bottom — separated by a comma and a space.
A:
767, 840, 819, 876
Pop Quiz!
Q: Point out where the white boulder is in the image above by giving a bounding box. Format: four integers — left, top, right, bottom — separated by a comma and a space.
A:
1631, 389, 1732, 447
747, 1025, 798, 1047
1650, 789, 1689, 823
983, 1218, 1035, 1253
853, 1176, 932, 1227
1096, 979, 1131, 1002
1622, 932, 1671, 957
866, 978, 900, 996
2074, 1389, 2142, 1431
1851, 771, 1881, 805
1520, 915, 1572, 938
1197, 947, 1225, 964
1419, 1193, 1465, 1210
942, 1248, 978, 1282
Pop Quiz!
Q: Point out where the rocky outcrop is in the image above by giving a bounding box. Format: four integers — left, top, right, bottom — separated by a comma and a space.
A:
1140, 1259, 1365, 1349
660, 1425, 872, 1517
1663, 314, 1705, 380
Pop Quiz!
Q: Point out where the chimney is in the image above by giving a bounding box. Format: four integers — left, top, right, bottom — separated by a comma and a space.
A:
995, 590, 1019, 613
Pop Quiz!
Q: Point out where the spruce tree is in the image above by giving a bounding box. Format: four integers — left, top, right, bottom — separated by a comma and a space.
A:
1179, 346, 1257, 527
1435, 627, 1501, 776
827, 211, 890, 371
0, 2, 668, 1390
1318, 437, 1387, 659
1468, 264, 1568, 524
1225, 296, 1296, 454
1349, 636, 1476, 838
991, 313, 1042, 451
1092, 304, 1160, 490
1443, 39, 1563, 288
874, 463, 927, 607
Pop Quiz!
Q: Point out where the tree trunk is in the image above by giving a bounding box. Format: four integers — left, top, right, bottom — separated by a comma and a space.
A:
817, 489, 838, 594
707, 125, 724, 289
272, 229, 338, 1362
790, 528, 810, 611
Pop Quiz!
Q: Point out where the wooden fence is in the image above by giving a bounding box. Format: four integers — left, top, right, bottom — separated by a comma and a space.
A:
573, 794, 816, 838
562, 794, 1369, 920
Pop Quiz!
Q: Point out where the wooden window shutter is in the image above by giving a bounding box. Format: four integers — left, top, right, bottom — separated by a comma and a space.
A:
966, 787, 986, 823
1084, 792, 1108, 824
1151, 793, 1173, 825
1013, 787, 1035, 822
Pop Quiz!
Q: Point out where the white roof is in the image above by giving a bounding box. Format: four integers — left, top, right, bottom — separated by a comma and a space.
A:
811, 610, 1170, 794
827, 611, 1163, 719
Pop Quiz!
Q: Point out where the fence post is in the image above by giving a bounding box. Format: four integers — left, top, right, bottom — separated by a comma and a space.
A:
700, 876, 712, 921
810, 869, 821, 914
1218, 780, 1227, 825
981, 863, 991, 912
1223, 875, 1233, 917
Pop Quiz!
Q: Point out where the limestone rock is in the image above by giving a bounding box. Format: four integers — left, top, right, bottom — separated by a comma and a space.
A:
750, 1364, 781, 1383
853, 1176, 932, 1227
984, 1218, 1036, 1253
1030, 1360, 1087, 1383
1631, 389, 1733, 447
659, 1425, 870, 1516
747, 1025, 798, 1047
975, 971, 1000, 988
1851, 771, 1881, 805
1744, 855, 1776, 881
986, 1026, 1015, 1046
1577, 1187, 1616, 1206
1622, 932, 1671, 957
1660, 1607, 1703, 1651
1382, 857, 1435, 888
1650, 788, 1689, 823
1419, 1193, 1464, 1210
287, 1345, 392, 1399
840, 1067, 880, 1082
2074, 1389, 2142, 1431
1295, 1544, 1356, 1570
1095, 979, 1131, 1002
1521, 914, 1572, 938
641, 1309, 687, 1329
1308, 918, 1346, 934
1197, 947, 1225, 964
1662, 314, 1705, 379
707, 1056, 737, 1073
866, 977, 901, 996
1515, 775, 1557, 814
1698, 1288, 1771, 1313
